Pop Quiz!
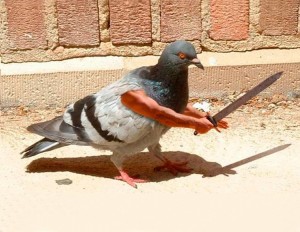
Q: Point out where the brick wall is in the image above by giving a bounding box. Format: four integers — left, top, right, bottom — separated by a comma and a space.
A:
1, 0, 300, 63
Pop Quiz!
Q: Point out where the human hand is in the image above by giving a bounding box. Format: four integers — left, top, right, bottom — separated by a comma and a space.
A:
194, 117, 215, 134
194, 116, 229, 134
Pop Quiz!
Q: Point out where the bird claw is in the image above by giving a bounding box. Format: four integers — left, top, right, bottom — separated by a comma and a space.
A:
154, 159, 193, 175
114, 170, 148, 188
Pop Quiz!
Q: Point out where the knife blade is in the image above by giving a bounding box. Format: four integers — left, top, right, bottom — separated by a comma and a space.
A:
194, 71, 283, 135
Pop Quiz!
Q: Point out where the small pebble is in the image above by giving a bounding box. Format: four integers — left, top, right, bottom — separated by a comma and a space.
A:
268, 103, 276, 109
55, 178, 73, 185
260, 122, 266, 128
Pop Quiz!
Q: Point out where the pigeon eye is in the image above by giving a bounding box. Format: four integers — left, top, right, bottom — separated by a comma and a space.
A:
178, 52, 186, 59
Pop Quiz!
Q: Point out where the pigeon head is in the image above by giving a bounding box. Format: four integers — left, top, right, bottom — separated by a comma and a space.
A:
158, 40, 204, 70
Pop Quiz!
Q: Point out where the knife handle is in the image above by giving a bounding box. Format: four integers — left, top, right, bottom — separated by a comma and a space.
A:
193, 115, 218, 135
207, 115, 218, 127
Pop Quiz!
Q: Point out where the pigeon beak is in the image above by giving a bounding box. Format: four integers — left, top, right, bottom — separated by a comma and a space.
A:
191, 58, 204, 70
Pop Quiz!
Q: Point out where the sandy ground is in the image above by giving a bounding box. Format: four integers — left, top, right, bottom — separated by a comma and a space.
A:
1, 97, 300, 232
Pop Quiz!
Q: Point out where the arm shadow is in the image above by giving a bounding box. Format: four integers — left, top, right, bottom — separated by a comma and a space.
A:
26, 144, 291, 183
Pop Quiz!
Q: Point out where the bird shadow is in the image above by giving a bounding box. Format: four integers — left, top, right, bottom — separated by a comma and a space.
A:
26, 144, 291, 183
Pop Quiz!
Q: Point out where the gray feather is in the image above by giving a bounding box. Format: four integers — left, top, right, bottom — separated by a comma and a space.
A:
21, 138, 63, 158
27, 116, 91, 145
22, 41, 200, 166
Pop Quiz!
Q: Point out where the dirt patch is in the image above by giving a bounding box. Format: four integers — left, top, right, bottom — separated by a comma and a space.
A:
1, 96, 300, 231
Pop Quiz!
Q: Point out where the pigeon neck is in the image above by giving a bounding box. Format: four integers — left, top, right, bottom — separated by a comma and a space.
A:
145, 63, 189, 113
152, 63, 188, 81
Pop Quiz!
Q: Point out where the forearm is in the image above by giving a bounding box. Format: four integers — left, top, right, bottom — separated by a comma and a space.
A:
153, 107, 198, 129
121, 90, 211, 131
183, 103, 208, 118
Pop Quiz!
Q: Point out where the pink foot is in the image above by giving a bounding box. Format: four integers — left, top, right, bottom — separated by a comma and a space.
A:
154, 159, 193, 175
114, 170, 147, 188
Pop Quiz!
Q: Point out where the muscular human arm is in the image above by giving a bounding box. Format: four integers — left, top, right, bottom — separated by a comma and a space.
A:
183, 103, 208, 118
121, 90, 215, 134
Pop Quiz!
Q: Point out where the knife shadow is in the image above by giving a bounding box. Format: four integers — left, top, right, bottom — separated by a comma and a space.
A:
202, 143, 291, 177
26, 144, 291, 183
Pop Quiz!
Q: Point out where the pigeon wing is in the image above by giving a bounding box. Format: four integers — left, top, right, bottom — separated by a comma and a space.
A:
77, 76, 156, 145
28, 69, 158, 147
27, 116, 91, 145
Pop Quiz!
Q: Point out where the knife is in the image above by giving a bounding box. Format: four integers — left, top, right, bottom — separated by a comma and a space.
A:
194, 71, 283, 135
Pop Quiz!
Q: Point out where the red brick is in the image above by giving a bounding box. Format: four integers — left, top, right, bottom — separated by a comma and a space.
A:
56, 0, 100, 47
259, 0, 300, 35
210, 0, 249, 40
109, 0, 152, 44
161, 0, 201, 42
5, 0, 47, 50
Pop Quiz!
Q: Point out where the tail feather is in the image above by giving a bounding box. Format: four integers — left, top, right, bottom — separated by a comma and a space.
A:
21, 138, 66, 158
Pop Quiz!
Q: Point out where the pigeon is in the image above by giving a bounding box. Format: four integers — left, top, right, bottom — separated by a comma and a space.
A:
21, 40, 228, 188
